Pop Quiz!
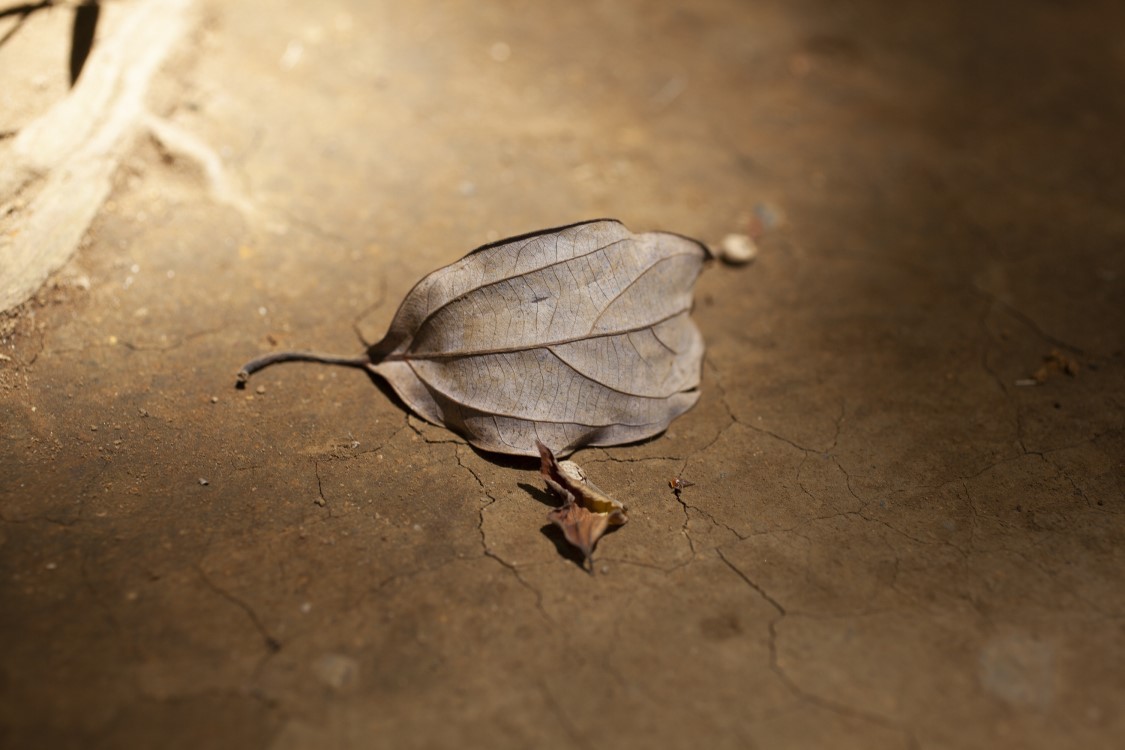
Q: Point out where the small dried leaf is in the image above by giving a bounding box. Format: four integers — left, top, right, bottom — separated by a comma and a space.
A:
239, 219, 712, 457
537, 440, 626, 567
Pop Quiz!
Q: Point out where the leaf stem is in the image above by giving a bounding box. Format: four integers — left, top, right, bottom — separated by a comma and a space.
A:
236, 351, 369, 386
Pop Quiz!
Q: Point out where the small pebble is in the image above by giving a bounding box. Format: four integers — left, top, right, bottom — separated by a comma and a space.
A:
138, 408, 149, 417
1014, 379, 1039, 387
198, 478, 209, 486
718, 233, 758, 265
314, 496, 326, 506
489, 41, 511, 62
313, 653, 359, 691
255, 385, 266, 395
210, 396, 219, 403
753, 201, 785, 231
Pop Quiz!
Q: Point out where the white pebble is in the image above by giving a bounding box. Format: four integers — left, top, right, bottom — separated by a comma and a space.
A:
489, 42, 511, 62
718, 233, 758, 265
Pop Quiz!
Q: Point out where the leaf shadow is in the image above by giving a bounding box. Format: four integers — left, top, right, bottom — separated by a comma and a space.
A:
539, 523, 590, 572
538, 523, 625, 574
516, 482, 555, 508
518, 482, 588, 570
519, 482, 622, 573
468, 446, 539, 470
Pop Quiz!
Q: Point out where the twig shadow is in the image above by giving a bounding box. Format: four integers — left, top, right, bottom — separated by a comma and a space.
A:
0, 1, 52, 50
69, 0, 100, 86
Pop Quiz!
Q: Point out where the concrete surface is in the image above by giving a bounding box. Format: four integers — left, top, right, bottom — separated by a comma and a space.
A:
1, 0, 1123, 748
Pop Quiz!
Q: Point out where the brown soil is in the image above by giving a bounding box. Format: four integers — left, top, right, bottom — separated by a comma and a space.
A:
1, 1, 1123, 748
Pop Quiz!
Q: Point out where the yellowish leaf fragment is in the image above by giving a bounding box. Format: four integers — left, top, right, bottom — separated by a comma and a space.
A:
536, 440, 627, 569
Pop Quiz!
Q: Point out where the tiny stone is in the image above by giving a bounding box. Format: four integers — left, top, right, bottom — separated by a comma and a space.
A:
90, 425, 98, 432
255, 385, 266, 395
1014, 378, 1039, 387
138, 408, 149, 417
314, 496, 326, 506
489, 41, 511, 62
718, 233, 758, 265
45, 562, 57, 571
198, 478, 209, 486
313, 653, 359, 691
210, 396, 219, 403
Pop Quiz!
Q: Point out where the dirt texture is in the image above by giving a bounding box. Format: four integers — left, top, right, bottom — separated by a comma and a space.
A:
2, 1, 1123, 748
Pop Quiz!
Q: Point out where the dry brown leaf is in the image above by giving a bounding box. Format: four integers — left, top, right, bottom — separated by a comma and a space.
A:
238, 219, 712, 457
537, 440, 626, 569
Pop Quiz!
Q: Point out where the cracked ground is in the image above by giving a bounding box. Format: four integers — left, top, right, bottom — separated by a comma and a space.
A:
2, 0, 1124, 748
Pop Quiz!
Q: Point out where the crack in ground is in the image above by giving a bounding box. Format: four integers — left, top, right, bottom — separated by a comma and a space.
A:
978, 289, 1091, 359
306, 424, 411, 514
673, 489, 747, 550
120, 324, 230, 352
194, 564, 281, 655
978, 295, 1017, 408
404, 413, 464, 446
975, 290, 1111, 457
702, 355, 742, 451
1047, 455, 1114, 514
582, 447, 745, 550
537, 681, 590, 749
44, 324, 231, 356
350, 276, 388, 347
346, 557, 464, 613
456, 447, 549, 618
277, 207, 348, 244
717, 549, 919, 749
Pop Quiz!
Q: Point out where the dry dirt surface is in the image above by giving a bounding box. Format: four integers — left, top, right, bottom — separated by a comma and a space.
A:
2, 1, 1124, 748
